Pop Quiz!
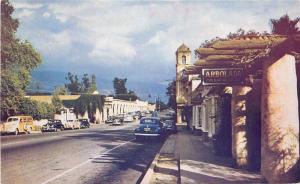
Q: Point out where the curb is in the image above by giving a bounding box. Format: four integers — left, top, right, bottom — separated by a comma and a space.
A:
140, 149, 161, 184
140, 135, 180, 184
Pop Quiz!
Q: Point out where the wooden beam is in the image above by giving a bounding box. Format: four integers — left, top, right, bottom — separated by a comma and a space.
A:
211, 37, 287, 49
196, 48, 265, 56
206, 55, 240, 61
194, 60, 236, 66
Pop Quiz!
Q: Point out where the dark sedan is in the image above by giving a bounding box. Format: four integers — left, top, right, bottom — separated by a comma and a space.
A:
134, 117, 165, 140
79, 119, 90, 128
41, 120, 64, 132
163, 120, 177, 134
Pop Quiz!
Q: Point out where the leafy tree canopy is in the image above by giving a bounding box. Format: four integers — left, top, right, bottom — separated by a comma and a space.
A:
65, 73, 98, 94
270, 14, 300, 35
1, 0, 42, 120
166, 79, 176, 110
113, 77, 128, 94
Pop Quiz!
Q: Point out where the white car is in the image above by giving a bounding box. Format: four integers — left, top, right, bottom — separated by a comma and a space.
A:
63, 119, 81, 129
123, 115, 134, 122
112, 118, 122, 126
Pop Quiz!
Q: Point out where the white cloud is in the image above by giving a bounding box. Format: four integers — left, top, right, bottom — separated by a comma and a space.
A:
16, 0, 300, 69
36, 31, 72, 58
42, 12, 50, 18
15, 9, 34, 18
88, 36, 137, 61
12, 2, 43, 9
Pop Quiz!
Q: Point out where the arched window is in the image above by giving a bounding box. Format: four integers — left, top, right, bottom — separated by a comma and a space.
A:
182, 55, 186, 64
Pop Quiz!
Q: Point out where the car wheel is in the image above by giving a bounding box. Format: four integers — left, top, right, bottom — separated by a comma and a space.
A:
15, 129, 19, 135
27, 127, 32, 134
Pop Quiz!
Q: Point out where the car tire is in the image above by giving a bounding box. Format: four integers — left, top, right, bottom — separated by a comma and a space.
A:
15, 129, 19, 135
27, 127, 32, 134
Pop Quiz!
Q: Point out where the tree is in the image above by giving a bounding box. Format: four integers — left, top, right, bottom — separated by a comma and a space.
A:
65, 72, 81, 94
1, 0, 42, 120
270, 14, 300, 35
166, 80, 176, 110
113, 77, 128, 94
53, 86, 68, 95
81, 73, 90, 93
51, 87, 64, 113
89, 74, 97, 93
18, 98, 55, 120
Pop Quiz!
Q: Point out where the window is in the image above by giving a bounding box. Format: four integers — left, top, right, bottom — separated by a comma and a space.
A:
182, 55, 186, 64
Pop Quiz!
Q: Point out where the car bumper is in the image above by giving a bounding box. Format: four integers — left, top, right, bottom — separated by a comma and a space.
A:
134, 133, 160, 136
42, 128, 56, 131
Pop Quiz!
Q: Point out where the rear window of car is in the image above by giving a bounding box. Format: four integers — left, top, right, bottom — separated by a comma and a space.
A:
8, 118, 19, 122
140, 118, 159, 124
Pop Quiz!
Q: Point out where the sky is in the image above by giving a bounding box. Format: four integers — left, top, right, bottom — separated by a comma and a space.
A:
10, 0, 300, 98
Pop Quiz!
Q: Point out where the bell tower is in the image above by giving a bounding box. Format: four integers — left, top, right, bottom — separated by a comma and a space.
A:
176, 43, 191, 124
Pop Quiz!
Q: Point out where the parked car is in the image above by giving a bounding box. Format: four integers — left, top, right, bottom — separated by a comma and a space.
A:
79, 119, 90, 128
123, 114, 134, 122
128, 112, 139, 119
134, 117, 166, 140
105, 116, 115, 124
112, 118, 123, 126
41, 119, 64, 132
1, 116, 34, 135
163, 120, 177, 134
63, 119, 81, 129
139, 112, 146, 119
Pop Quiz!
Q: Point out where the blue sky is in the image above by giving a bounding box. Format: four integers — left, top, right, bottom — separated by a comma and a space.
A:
11, 0, 300, 98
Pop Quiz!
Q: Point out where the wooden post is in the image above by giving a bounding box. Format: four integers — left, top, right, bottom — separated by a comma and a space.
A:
176, 108, 182, 124
261, 54, 299, 183
231, 86, 252, 168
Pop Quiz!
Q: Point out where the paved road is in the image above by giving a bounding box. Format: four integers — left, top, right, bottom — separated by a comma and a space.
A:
1, 121, 164, 184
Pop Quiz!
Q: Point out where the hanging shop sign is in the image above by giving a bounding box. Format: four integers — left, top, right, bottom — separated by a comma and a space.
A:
201, 68, 245, 85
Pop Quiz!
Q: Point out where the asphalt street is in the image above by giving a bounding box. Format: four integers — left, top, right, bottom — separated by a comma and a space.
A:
1, 121, 164, 184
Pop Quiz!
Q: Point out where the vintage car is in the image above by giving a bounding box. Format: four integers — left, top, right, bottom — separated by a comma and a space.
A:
134, 117, 165, 140
41, 119, 64, 132
112, 118, 123, 126
79, 119, 90, 128
123, 114, 134, 122
105, 116, 115, 124
62, 119, 81, 129
163, 120, 177, 134
1, 116, 34, 135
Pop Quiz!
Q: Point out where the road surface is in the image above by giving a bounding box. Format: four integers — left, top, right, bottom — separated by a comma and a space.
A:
1, 121, 163, 184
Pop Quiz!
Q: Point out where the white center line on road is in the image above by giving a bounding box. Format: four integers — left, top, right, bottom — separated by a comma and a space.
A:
40, 138, 136, 184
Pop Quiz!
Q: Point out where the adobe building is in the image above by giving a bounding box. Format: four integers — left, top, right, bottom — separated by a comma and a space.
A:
175, 34, 300, 183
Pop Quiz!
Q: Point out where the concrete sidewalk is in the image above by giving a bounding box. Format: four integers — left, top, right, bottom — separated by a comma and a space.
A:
141, 126, 264, 184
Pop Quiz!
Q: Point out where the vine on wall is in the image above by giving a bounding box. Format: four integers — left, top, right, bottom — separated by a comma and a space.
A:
62, 95, 105, 116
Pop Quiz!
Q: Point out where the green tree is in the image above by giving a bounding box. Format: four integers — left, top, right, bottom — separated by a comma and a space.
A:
89, 74, 98, 93
166, 79, 176, 110
18, 98, 54, 120
1, 0, 42, 120
54, 86, 68, 95
81, 73, 90, 93
65, 72, 81, 94
113, 77, 128, 94
51, 87, 64, 113
270, 14, 300, 35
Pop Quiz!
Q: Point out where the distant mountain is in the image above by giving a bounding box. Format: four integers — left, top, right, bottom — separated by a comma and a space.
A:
28, 70, 168, 102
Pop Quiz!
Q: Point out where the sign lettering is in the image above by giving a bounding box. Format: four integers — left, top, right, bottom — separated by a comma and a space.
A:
202, 68, 245, 85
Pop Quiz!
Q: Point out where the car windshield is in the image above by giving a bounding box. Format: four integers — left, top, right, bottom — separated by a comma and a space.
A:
140, 118, 159, 124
